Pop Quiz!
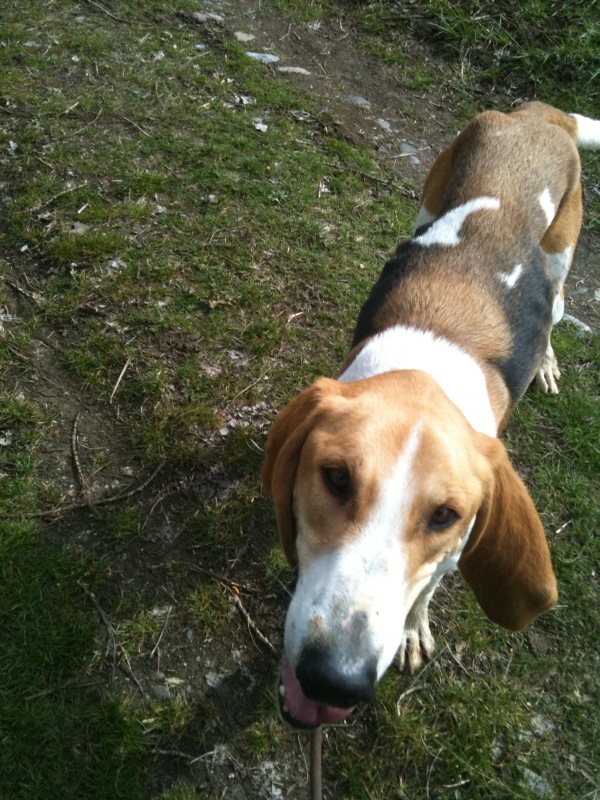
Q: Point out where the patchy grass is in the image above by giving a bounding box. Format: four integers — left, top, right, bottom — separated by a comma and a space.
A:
0, 1, 598, 799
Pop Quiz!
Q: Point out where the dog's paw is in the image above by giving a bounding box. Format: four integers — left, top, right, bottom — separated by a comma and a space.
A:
534, 346, 561, 395
395, 614, 435, 674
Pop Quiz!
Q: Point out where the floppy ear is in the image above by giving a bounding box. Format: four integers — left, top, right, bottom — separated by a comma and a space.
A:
261, 378, 340, 565
458, 436, 558, 631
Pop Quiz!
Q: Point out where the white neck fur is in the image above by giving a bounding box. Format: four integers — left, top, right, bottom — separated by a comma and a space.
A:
339, 325, 497, 437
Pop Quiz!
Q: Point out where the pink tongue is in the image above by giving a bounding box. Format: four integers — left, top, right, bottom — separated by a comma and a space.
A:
281, 655, 354, 726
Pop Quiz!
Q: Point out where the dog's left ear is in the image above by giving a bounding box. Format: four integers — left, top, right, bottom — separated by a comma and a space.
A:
458, 436, 558, 631
261, 378, 340, 565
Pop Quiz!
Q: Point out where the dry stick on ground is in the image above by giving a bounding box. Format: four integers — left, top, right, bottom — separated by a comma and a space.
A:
21, 461, 166, 519
185, 564, 277, 653
82, 0, 129, 23
70, 413, 100, 516
83, 585, 149, 698
109, 355, 132, 403
310, 727, 323, 800
5, 278, 44, 307
228, 589, 277, 655
67, 106, 103, 139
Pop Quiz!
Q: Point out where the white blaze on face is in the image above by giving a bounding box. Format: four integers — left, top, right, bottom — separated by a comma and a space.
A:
285, 424, 431, 679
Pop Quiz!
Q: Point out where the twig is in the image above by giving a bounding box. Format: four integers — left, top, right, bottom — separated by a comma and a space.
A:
83, 586, 147, 697
228, 589, 277, 655
183, 563, 259, 594
426, 747, 443, 800
425, 107, 447, 130
154, 748, 197, 761
71, 414, 101, 517
57, 101, 80, 117
150, 605, 173, 659
230, 372, 267, 401
186, 564, 275, 652
120, 116, 152, 137
83, 0, 128, 22
5, 278, 43, 307
327, 162, 418, 200
310, 726, 323, 800
82, 586, 117, 675
68, 106, 103, 139
118, 650, 148, 699
25, 678, 104, 701
28, 182, 88, 213
19, 462, 165, 519
70, 414, 93, 505
110, 356, 132, 403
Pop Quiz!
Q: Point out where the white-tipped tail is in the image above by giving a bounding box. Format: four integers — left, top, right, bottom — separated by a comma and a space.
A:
570, 113, 600, 150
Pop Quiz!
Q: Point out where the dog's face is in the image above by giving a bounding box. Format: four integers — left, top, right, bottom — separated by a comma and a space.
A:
262, 371, 557, 728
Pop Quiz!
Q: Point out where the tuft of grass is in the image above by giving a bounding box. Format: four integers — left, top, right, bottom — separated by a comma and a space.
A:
186, 583, 231, 634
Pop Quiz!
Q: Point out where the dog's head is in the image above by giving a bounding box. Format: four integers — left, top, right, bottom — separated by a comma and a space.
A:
262, 371, 557, 728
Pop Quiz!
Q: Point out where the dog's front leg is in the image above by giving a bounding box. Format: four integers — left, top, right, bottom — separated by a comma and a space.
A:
395, 580, 439, 674
534, 341, 561, 394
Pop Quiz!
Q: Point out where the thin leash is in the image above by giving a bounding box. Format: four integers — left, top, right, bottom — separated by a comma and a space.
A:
310, 726, 323, 800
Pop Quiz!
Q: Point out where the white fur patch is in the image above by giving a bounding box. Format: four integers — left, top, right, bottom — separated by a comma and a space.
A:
413, 196, 500, 247
570, 113, 600, 150
339, 325, 497, 436
539, 188, 556, 227
414, 204, 437, 231
546, 246, 573, 285
498, 263, 523, 289
288, 425, 423, 677
546, 245, 573, 324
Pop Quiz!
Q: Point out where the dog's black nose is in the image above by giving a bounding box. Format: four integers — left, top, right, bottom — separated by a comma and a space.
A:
295, 644, 377, 709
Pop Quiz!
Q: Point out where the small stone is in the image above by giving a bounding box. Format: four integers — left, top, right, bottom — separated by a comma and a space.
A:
151, 685, 170, 701
277, 66, 311, 76
400, 142, 421, 165
520, 767, 553, 798
192, 12, 224, 23
531, 715, 556, 736
70, 222, 91, 235
245, 52, 280, 64
377, 117, 393, 132
400, 142, 418, 154
234, 31, 254, 43
346, 94, 370, 108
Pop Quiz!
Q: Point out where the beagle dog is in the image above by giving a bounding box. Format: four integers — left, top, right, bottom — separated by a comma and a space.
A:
262, 102, 600, 729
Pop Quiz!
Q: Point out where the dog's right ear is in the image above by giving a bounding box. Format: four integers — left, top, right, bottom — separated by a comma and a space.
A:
458, 435, 558, 631
261, 378, 340, 565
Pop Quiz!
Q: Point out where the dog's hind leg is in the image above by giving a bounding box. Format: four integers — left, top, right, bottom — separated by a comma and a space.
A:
536, 185, 582, 394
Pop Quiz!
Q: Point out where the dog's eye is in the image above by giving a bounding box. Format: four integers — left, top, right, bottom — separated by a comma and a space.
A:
428, 506, 458, 531
322, 466, 351, 498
